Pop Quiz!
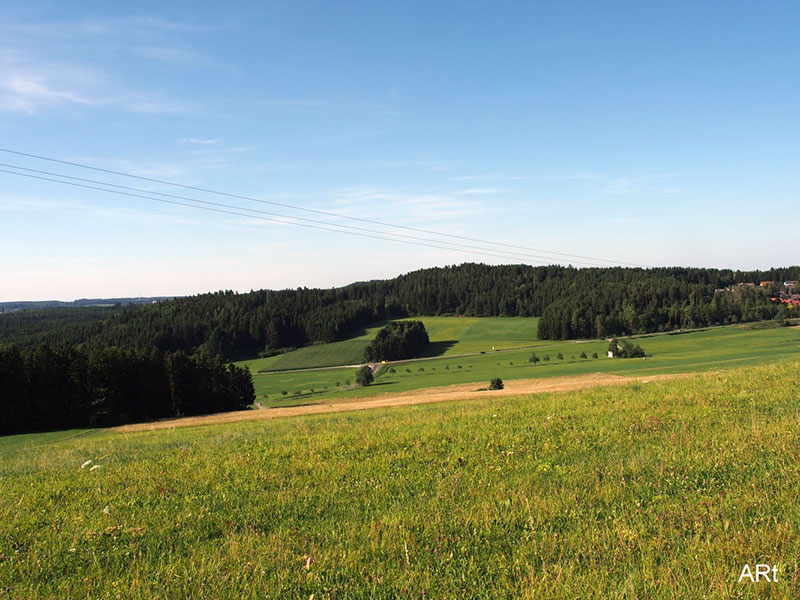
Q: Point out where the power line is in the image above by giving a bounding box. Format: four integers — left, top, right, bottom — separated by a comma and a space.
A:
0, 147, 650, 268
0, 161, 616, 267
0, 167, 591, 265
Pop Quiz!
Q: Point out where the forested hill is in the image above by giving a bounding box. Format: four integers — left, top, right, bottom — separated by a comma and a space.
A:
2, 263, 798, 359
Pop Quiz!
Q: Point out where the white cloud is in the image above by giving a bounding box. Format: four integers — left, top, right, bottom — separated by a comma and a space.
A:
0, 51, 104, 113
180, 138, 221, 145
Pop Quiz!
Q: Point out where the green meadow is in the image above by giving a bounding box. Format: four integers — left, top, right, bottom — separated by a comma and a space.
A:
237, 317, 541, 374
246, 323, 800, 403
2, 361, 799, 598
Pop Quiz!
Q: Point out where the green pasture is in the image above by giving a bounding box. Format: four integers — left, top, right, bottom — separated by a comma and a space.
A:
0, 429, 97, 454
248, 324, 800, 402
399, 316, 540, 356
3, 361, 799, 598
237, 322, 387, 373
236, 316, 541, 373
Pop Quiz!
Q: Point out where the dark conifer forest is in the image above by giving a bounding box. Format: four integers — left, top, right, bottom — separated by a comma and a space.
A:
3, 263, 798, 360
0, 345, 254, 435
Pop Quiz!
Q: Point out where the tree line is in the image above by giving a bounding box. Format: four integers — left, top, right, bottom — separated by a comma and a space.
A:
2, 264, 798, 359
0, 345, 254, 436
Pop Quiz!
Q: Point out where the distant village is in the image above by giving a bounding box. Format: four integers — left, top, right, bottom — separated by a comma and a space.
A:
716, 280, 799, 308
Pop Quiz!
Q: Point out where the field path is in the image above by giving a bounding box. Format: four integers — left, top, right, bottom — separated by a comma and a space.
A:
115, 372, 689, 433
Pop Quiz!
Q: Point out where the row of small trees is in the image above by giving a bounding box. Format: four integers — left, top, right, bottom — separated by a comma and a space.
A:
528, 351, 599, 364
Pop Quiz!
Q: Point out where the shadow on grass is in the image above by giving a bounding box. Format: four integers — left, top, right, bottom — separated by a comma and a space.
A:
422, 340, 458, 357
365, 381, 397, 388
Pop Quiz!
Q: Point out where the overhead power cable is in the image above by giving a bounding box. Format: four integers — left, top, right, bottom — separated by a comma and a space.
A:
0, 147, 650, 268
0, 162, 617, 267
0, 167, 604, 266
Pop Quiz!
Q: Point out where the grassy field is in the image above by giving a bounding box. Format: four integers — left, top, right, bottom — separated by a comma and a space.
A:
246, 323, 800, 403
399, 316, 540, 356
2, 361, 799, 597
236, 317, 541, 373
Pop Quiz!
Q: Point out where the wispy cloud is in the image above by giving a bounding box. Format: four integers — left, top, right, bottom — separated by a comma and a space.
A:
0, 12, 225, 116
602, 174, 681, 196
180, 138, 221, 145
0, 50, 104, 113
324, 186, 489, 226
263, 98, 401, 117
4, 15, 220, 41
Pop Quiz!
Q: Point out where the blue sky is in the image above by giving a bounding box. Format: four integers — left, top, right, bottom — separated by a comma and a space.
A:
1, 1, 798, 300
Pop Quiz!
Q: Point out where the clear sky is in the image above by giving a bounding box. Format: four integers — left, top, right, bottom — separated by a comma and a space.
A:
1, 1, 798, 301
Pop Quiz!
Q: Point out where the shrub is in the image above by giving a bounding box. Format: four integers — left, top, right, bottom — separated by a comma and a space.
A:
592, 352, 598, 359
489, 378, 504, 390
281, 390, 288, 396
557, 353, 564, 360
579, 351, 587, 359
543, 355, 550, 361
529, 353, 540, 365
355, 365, 374, 386
608, 338, 646, 358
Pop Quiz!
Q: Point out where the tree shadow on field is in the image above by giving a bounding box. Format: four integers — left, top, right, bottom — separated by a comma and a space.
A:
422, 340, 457, 357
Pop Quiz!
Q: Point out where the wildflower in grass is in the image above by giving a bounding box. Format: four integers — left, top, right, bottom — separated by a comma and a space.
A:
81, 460, 92, 469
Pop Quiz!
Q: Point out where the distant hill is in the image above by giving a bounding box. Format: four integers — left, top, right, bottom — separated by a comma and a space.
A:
1, 264, 798, 359
0, 297, 175, 313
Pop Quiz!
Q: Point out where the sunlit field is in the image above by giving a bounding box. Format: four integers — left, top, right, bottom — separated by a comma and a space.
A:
2, 361, 798, 598
244, 322, 800, 404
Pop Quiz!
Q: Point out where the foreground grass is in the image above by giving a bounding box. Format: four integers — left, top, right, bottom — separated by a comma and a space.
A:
2, 361, 800, 598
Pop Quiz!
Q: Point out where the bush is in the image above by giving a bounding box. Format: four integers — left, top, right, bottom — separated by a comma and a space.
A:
543, 355, 550, 361
608, 338, 646, 358
356, 365, 374, 386
557, 353, 564, 360
281, 390, 288, 396
528, 353, 540, 365
592, 352, 598, 359
579, 351, 587, 359
489, 378, 504, 390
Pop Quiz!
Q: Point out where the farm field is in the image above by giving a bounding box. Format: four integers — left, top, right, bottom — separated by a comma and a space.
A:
236, 316, 541, 374
2, 361, 799, 598
242, 322, 388, 373
245, 322, 800, 403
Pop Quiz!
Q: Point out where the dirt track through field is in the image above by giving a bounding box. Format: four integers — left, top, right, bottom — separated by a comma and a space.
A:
115, 372, 690, 433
